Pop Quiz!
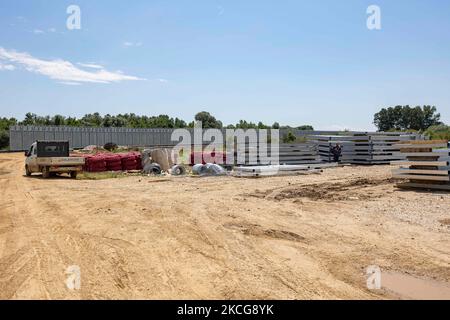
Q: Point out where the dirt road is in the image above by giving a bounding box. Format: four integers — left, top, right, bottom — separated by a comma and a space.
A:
0, 152, 449, 299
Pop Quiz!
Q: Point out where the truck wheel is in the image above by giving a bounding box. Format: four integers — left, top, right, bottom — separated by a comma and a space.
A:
42, 167, 50, 179
25, 165, 32, 176
70, 171, 78, 179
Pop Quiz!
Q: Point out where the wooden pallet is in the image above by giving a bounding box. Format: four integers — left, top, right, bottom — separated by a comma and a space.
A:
391, 140, 450, 191
396, 182, 450, 191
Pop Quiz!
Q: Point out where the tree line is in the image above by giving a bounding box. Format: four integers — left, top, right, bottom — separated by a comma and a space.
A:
3, 111, 313, 130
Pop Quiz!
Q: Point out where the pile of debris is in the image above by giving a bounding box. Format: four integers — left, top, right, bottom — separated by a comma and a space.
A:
192, 163, 226, 176
77, 144, 340, 178
233, 163, 337, 178
190, 151, 228, 165
391, 140, 450, 190
142, 148, 172, 174
141, 148, 189, 176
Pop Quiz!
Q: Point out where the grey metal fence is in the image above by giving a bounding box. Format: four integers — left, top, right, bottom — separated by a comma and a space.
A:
9, 126, 181, 151
9, 125, 372, 151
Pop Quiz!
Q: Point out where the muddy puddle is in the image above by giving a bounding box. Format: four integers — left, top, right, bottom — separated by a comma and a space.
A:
383, 272, 450, 300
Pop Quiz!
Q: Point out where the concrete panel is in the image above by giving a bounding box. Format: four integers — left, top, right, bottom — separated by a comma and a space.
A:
72, 128, 82, 148
44, 127, 55, 140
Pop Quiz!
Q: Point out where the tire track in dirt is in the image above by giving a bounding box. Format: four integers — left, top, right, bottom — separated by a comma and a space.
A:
1, 153, 449, 299
0, 157, 60, 298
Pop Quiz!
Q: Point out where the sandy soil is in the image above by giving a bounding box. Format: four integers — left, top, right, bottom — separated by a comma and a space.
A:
0, 152, 449, 300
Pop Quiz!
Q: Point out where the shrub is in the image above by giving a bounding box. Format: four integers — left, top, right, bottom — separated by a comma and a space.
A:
103, 142, 118, 151
424, 125, 450, 141
0, 130, 9, 150
282, 131, 297, 143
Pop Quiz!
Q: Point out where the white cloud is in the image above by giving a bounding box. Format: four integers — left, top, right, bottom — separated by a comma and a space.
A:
0, 47, 145, 84
33, 28, 58, 34
77, 62, 104, 69
59, 81, 82, 86
123, 41, 143, 47
158, 78, 168, 83
0, 63, 16, 71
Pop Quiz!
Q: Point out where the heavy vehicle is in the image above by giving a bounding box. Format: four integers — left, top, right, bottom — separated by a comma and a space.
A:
24, 141, 85, 179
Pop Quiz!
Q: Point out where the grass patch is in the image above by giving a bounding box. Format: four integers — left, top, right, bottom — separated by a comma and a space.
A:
425, 125, 450, 141
295, 136, 308, 143
77, 171, 130, 180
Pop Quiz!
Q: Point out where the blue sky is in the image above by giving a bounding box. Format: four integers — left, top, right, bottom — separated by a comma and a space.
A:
0, 0, 449, 130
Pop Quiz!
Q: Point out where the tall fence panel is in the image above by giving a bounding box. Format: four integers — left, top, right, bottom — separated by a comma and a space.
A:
9, 126, 187, 151
9, 125, 388, 151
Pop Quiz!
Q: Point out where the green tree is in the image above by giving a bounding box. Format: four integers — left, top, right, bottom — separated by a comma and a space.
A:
422, 105, 441, 129
297, 125, 314, 131
257, 122, 269, 129
374, 105, 441, 131
80, 113, 103, 127
174, 117, 187, 128
0, 117, 17, 149
52, 115, 66, 126
0, 117, 17, 131
0, 130, 9, 150
234, 120, 258, 129
194, 111, 222, 128
102, 114, 114, 127
282, 130, 297, 143
66, 117, 80, 126
21, 113, 37, 125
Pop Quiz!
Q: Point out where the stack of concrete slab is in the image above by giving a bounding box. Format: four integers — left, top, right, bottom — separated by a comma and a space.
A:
391, 140, 450, 190
277, 143, 321, 165
312, 132, 420, 164
238, 142, 321, 165
312, 135, 360, 163
352, 132, 418, 164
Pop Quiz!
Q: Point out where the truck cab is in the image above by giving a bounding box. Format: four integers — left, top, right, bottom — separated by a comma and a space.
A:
25, 141, 85, 179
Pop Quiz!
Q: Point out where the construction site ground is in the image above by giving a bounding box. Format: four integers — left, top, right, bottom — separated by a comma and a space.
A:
0, 152, 449, 299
